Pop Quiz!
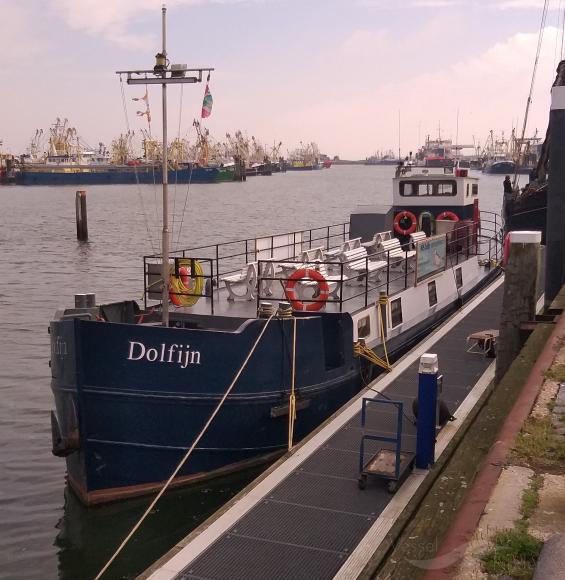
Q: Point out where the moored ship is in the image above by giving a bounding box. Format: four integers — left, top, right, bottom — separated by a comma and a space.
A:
47, 9, 503, 506
49, 164, 502, 505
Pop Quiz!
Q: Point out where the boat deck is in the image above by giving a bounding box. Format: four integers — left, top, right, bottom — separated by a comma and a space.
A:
146, 277, 505, 580
174, 266, 415, 319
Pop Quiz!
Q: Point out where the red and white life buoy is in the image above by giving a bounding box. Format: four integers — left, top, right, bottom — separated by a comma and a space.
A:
285, 268, 329, 312
393, 210, 418, 236
436, 210, 459, 222
502, 233, 510, 267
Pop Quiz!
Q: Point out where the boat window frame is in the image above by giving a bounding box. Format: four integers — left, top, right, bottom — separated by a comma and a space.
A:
455, 267, 463, 288
390, 298, 403, 328
472, 183, 479, 196
428, 280, 438, 307
357, 315, 371, 339
399, 179, 457, 197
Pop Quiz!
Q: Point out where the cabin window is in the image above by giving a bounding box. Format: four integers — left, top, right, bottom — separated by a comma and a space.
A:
357, 316, 371, 339
428, 281, 438, 307
400, 182, 418, 196
390, 298, 403, 328
472, 184, 478, 196
455, 267, 463, 288
466, 184, 470, 197
436, 181, 456, 195
399, 180, 457, 197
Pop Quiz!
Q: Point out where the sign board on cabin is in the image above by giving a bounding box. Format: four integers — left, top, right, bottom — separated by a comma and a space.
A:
415, 234, 447, 283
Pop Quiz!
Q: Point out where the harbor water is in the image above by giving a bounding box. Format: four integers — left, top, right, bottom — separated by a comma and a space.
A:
0, 165, 510, 579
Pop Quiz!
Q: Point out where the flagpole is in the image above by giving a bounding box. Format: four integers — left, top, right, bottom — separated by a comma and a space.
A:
161, 4, 170, 328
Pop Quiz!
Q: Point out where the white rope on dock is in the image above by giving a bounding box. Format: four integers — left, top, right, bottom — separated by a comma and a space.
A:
95, 312, 276, 580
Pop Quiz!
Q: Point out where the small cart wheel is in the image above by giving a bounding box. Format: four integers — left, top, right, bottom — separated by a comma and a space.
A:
387, 481, 397, 494
358, 476, 367, 490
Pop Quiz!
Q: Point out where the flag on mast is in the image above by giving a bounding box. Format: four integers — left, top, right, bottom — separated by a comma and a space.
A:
201, 84, 213, 118
132, 89, 149, 102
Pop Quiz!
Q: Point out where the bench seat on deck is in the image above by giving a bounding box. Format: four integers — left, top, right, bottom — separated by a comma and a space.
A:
380, 238, 416, 271
221, 262, 258, 301
278, 246, 325, 275
298, 260, 346, 298
221, 261, 275, 301
362, 230, 393, 253
325, 237, 362, 260
341, 247, 387, 282
409, 230, 427, 248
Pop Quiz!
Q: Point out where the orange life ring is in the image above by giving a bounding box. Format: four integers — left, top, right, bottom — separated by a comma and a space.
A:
285, 268, 329, 312
393, 210, 418, 235
502, 233, 510, 267
169, 266, 191, 306
436, 210, 459, 222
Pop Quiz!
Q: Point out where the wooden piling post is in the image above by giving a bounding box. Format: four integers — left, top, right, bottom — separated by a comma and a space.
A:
76, 190, 88, 241
495, 231, 541, 383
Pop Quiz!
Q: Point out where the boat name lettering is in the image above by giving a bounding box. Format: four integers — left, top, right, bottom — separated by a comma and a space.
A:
127, 341, 201, 368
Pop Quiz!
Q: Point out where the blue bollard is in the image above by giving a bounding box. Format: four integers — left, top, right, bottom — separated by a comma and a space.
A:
415, 353, 439, 469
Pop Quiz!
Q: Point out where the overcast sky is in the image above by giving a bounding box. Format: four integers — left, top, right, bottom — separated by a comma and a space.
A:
0, 0, 563, 158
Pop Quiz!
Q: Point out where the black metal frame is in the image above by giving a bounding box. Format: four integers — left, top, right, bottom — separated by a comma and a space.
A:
142, 212, 503, 313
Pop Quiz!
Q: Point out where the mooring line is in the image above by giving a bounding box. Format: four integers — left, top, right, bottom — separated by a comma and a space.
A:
95, 312, 276, 580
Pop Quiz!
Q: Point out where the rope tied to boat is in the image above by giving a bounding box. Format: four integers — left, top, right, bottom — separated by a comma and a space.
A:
94, 312, 276, 580
288, 316, 297, 451
354, 296, 392, 372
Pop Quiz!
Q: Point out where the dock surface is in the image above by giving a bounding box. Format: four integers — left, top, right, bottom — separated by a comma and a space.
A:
147, 278, 504, 580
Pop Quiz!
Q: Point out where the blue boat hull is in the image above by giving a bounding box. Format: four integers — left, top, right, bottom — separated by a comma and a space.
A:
50, 313, 360, 503
16, 166, 230, 185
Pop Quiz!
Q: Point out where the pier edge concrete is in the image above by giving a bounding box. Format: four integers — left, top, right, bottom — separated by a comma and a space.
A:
423, 289, 565, 579
373, 288, 565, 580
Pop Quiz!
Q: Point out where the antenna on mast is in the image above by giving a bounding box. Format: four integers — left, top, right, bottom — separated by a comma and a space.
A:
116, 6, 214, 328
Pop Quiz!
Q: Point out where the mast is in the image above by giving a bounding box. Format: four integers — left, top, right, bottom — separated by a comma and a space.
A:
161, 5, 170, 327
116, 5, 213, 327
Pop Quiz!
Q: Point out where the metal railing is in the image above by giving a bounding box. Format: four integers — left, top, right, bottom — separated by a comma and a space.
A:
143, 212, 503, 313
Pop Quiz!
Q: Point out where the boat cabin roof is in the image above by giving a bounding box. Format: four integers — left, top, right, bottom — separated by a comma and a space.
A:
393, 168, 478, 208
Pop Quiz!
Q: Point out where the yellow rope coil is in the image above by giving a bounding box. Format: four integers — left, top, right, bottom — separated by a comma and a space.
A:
353, 296, 392, 373
169, 259, 204, 307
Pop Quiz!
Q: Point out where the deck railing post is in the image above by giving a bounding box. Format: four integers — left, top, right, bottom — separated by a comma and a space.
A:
210, 259, 215, 315
404, 251, 408, 289
215, 245, 220, 289
339, 261, 344, 312
386, 252, 390, 295
364, 256, 369, 307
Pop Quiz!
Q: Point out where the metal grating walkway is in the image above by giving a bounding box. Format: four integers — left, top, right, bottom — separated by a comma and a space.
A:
171, 284, 504, 580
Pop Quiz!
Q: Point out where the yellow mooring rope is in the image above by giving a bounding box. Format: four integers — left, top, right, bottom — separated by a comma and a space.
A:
354, 296, 392, 372
288, 316, 297, 451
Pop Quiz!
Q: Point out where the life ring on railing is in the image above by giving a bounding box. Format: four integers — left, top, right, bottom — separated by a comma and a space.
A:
285, 268, 329, 312
502, 232, 510, 267
169, 260, 204, 307
436, 210, 460, 222
393, 210, 418, 236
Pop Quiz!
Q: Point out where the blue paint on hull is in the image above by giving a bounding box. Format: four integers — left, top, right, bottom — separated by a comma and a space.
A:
16, 166, 230, 185
50, 313, 359, 501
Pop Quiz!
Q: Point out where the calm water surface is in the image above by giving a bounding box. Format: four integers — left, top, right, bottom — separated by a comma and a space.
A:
0, 166, 510, 579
